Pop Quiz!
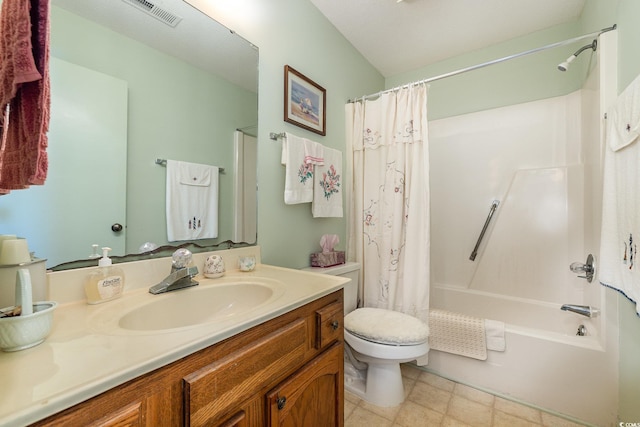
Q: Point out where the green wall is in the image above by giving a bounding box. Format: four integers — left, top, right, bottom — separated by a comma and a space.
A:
386, 22, 586, 120
196, 0, 384, 269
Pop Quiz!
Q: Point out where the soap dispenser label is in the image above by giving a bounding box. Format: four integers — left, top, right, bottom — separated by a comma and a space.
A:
97, 276, 123, 299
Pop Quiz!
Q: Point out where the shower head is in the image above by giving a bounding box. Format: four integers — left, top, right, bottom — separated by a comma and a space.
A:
557, 39, 598, 72
557, 55, 576, 72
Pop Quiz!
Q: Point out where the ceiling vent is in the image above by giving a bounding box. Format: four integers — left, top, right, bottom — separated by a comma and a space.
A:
121, 0, 183, 28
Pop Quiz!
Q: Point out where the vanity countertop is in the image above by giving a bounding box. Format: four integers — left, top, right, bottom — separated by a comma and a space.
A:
0, 264, 348, 427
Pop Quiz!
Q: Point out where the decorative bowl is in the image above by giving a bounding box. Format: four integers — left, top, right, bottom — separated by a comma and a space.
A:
238, 255, 256, 272
0, 301, 57, 352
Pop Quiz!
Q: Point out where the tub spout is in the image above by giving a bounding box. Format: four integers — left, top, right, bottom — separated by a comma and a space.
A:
561, 304, 599, 318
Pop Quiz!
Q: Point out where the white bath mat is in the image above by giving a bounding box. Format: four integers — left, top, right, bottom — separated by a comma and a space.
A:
428, 309, 487, 360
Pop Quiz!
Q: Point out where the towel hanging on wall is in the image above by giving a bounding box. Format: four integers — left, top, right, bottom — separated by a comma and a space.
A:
165, 160, 219, 242
281, 132, 314, 204
600, 74, 640, 314
0, 0, 51, 192
312, 147, 343, 217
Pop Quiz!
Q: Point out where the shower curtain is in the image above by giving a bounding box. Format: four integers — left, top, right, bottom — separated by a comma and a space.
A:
345, 84, 430, 323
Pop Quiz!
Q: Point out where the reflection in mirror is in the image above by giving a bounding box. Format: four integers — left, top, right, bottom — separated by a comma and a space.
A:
0, 0, 258, 269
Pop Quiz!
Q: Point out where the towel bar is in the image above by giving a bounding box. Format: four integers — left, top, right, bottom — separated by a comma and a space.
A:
269, 132, 286, 140
155, 158, 224, 173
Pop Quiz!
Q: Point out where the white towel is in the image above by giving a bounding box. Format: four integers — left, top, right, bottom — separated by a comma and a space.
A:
304, 138, 324, 165
599, 75, 640, 314
166, 160, 219, 241
281, 132, 313, 204
484, 319, 506, 352
608, 74, 640, 152
312, 147, 343, 217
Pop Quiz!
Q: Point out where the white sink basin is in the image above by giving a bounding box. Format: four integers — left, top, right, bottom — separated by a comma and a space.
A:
119, 283, 275, 331
88, 278, 286, 334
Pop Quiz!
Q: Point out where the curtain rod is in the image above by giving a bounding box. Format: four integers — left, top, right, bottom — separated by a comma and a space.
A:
349, 24, 616, 103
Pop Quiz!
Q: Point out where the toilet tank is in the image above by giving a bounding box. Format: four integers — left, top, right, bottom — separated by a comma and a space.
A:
302, 262, 360, 314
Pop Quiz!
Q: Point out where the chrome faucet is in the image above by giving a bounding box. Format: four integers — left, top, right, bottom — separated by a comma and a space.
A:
560, 304, 600, 318
569, 254, 595, 283
149, 249, 199, 294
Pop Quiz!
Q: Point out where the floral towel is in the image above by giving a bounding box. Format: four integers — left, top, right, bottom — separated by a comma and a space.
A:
312, 147, 343, 217
281, 132, 313, 204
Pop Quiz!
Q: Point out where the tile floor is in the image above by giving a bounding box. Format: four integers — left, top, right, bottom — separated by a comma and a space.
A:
344, 364, 588, 427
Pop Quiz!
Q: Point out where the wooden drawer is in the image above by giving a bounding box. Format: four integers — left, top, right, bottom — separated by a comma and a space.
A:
315, 300, 343, 349
183, 318, 307, 427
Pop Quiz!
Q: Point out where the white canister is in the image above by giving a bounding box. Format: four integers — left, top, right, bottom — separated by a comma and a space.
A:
0, 239, 31, 265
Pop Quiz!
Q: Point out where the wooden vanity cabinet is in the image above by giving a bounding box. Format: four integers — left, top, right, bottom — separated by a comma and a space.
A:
31, 290, 344, 427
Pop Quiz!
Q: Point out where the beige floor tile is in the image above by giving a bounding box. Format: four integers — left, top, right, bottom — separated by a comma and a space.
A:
493, 410, 542, 427
344, 370, 590, 427
407, 380, 452, 413
403, 375, 417, 398
446, 395, 493, 427
345, 390, 362, 405
359, 400, 402, 421
394, 400, 444, 427
540, 412, 588, 427
441, 415, 475, 427
400, 363, 422, 380
418, 371, 456, 392
344, 399, 357, 420
494, 397, 542, 423
345, 407, 394, 427
453, 383, 494, 407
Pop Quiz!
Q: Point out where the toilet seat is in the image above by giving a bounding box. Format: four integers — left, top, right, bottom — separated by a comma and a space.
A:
345, 329, 429, 361
344, 307, 429, 346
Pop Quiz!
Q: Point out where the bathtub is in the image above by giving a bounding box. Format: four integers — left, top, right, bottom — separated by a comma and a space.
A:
427, 285, 617, 426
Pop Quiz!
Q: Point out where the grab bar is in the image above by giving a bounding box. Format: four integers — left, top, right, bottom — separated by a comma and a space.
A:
469, 200, 500, 261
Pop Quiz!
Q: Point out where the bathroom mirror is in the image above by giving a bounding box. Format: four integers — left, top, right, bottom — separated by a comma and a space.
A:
0, 0, 258, 269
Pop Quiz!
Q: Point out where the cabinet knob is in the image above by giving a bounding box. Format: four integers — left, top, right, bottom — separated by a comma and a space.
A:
111, 223, 123, 232
330, 320, 339, 330
277, 396, 287, 410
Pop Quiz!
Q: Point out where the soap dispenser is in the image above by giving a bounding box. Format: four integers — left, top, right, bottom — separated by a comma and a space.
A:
84, 247, 125, 304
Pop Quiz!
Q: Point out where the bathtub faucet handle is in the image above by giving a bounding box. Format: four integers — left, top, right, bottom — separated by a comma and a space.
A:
569, 254, 595, 283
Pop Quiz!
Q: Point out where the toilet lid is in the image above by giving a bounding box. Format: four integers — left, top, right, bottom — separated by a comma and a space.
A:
344, 307, 430, 346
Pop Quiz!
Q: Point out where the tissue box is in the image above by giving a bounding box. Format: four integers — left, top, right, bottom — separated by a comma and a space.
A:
310, 251, 345, 268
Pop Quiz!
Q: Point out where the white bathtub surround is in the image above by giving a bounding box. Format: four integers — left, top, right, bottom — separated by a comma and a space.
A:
600, 73, 640, 315
345, 84, 431, 361
426, 30, 619, 426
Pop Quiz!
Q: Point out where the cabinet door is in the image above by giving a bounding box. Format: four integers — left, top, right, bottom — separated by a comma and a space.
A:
184, 319, 307, 426
266, 343, 344, 427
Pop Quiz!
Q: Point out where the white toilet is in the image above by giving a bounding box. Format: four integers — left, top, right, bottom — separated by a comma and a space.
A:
303, 262, 429, 407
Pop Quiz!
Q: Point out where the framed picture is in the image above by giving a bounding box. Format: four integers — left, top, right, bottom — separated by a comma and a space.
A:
284, 65, 326, 136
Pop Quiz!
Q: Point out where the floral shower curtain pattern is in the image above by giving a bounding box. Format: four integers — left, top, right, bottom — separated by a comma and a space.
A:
345, 84, 430, 323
